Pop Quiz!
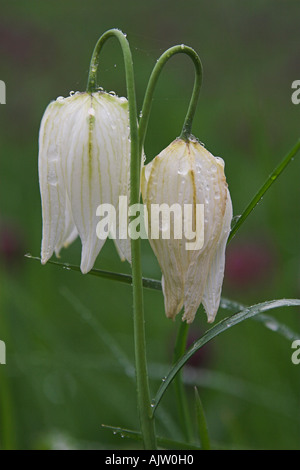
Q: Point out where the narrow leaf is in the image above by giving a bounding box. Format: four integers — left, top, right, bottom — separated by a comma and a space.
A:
151, 299, 300, 416
102, 424, 202, 450
194, 387, 211, 450
26, 255, 300, 342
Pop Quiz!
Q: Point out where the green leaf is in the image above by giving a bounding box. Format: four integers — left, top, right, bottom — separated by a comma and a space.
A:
151, 299, 300, 416
194, 387, 211, 450
102, 424, 202, 450
26, 255, 300, 343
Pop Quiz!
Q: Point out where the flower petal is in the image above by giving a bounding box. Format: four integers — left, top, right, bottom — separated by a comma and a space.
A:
39, 99, 68, 264
61, 92, 131, 273
202, 188, 233, 322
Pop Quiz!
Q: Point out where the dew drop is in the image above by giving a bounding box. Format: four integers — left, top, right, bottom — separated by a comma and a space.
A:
181, 44, 185, 49
56, 96, 64, 102
47, 168, 58, 186
69, 90, 75, 96
231, 215, 241, 228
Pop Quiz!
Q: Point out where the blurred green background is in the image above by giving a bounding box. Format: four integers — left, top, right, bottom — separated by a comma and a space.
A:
0, 0, 299, 450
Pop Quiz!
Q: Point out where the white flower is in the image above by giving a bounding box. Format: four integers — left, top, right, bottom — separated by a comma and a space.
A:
141, 137, 233, 323
39, 91, 131, 273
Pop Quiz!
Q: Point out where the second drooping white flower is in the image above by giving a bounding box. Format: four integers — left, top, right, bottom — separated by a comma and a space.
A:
39, 91, 131, 273
141, 137, 233, 324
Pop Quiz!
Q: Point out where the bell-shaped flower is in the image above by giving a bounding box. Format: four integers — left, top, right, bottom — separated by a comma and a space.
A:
141, 137, 232, 323
39, 91, 131, 273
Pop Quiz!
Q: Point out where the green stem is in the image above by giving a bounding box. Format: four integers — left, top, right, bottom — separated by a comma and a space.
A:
172, 321, 193, 443
137, 45, 202, 443
228, 138, 300, 242
86, 29, 156, 450
138, 44, 202, 151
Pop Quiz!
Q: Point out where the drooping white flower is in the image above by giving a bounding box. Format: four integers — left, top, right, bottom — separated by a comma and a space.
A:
39, 91, 131, 273
141, 137, 233, 323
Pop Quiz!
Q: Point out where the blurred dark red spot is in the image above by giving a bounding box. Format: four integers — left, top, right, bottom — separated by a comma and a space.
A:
225, 240, 274, 288
0, 221, 24, 269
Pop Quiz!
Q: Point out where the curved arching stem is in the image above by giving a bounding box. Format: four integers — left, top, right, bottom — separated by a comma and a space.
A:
138, 44, 202, 440
139, 44, 203, 157
86, 29, 157, 450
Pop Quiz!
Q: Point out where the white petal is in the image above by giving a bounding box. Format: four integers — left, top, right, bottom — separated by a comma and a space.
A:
39, 99, 67, 264
141, 140, 195, 319
182, 249, 212, 323
62, 92, 131, 273
54, 193, 78, 257
202, 188, 233, 322
141, 138, 231, 324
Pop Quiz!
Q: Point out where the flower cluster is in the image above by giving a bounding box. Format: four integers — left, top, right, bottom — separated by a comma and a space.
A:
39, 91, 232, 323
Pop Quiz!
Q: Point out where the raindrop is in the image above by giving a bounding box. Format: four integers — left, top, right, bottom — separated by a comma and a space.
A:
215, 156, 224, 166
56, 96, 64, 102
119, 96, 127, 103
109, 91, 116, 96
47, 168, 58, 186
231, 215, 241, 228
69, 90, 75, 96
178, 167, 188, 176
181, 44, 185, 49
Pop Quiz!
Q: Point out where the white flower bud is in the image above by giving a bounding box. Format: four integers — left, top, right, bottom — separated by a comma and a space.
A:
141, 138, 232, 323
39, 91, 131, 273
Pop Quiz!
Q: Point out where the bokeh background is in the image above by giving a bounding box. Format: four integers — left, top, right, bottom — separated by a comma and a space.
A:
0, 0, 299, 450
